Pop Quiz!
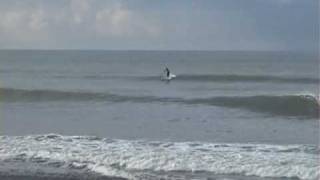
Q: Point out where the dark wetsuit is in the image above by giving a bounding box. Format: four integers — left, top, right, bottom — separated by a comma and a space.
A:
165, 68, 170, 77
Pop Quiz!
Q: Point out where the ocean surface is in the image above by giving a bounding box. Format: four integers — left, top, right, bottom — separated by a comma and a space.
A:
0, 50, 319, 180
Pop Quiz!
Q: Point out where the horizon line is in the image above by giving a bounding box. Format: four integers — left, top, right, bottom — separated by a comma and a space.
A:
0, 48, 313, 53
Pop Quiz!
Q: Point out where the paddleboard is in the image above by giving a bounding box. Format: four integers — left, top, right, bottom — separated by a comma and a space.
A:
161, 73, 176, 81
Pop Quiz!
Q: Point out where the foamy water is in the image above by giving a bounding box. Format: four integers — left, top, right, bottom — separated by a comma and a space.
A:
0, 134, 318, 180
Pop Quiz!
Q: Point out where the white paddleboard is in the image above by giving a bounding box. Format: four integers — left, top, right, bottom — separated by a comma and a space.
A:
161, 73, 176, 81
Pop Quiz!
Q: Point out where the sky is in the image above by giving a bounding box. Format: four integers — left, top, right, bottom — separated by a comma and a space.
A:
0, 0, 318, 51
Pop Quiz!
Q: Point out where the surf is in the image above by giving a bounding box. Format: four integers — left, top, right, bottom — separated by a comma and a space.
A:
0, 134, 318, 180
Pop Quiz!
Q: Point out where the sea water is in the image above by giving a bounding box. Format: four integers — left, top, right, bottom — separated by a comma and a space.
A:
0, 50, 319, 179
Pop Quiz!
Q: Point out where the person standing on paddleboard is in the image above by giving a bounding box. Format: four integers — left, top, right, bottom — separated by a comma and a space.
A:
164, 67, 170, 78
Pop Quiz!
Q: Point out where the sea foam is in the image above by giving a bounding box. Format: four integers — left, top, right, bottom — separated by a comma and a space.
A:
0, 134, 318, 180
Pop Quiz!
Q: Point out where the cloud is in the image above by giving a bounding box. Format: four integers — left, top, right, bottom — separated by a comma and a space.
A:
0, 4, 50, 47
95, 3, 133, 36
257, 0, 293, 5
94, 3, 159, 37
28, 9, 48, 30
70, 0, 90, 24
0, 9, 43, 31
0, 0, 160, 48
0, 0, 316, 50
272, 0, 293, 4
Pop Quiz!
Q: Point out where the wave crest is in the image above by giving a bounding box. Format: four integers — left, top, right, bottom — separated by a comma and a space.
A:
195, 95, 319, 118
143, 74, 319, 84
55, 74, 319, 84
1, 88, 319, 117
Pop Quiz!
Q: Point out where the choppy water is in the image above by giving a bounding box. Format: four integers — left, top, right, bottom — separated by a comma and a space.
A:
0, 50, 319, 179
0, 134, 319, 180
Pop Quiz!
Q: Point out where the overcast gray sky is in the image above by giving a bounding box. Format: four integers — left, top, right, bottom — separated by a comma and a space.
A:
0, 0, 318, 51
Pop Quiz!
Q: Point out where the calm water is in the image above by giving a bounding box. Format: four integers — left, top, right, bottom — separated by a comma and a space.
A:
0, 50, 319, 180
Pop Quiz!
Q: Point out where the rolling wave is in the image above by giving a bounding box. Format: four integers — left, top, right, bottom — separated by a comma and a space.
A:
0, 88, 110, 102
174, 74, 319, 83
141, 74, 319, 84
0, 134, 318, 180
1, 88, 319, 117
192, 95, 319, 118
56, 74, 319, 84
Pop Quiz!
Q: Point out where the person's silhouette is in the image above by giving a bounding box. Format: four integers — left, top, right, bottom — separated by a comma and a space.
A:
165, 67, 170, 77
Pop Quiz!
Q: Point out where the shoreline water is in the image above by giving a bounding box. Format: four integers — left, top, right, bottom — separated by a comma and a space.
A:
0, 134, 318, 180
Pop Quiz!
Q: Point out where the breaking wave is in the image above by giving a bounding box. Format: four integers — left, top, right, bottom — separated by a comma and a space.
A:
0, 134, 318, 180
1, 88, 319, 118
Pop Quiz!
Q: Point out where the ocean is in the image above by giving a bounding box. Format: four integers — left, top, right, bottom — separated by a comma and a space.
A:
0, 50, 319, 180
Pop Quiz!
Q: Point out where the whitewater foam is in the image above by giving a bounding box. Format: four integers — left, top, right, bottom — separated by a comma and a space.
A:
0, 134, 318, 180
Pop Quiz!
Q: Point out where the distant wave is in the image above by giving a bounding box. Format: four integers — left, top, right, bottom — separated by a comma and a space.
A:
1, 88, 319, 118
0, 88, 109, 102
141, 74, 320, 84
0, 134, 318, 180
55, 74, 320, 84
